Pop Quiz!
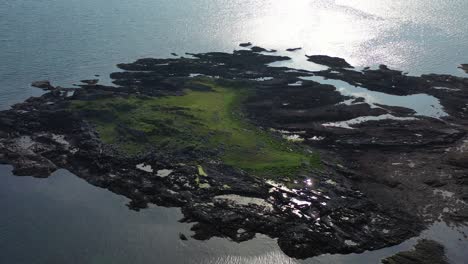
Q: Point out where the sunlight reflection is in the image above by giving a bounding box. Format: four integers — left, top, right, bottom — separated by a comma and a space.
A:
240, 0, 384, 64
227, 0, 465, 75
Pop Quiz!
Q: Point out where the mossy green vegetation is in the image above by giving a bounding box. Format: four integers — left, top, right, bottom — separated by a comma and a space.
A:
70, 78, 320, 179
197, 165, 208, 177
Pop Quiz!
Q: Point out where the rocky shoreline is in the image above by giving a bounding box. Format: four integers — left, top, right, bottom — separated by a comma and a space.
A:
382, 239, 448, 264
0, 45, 467, 259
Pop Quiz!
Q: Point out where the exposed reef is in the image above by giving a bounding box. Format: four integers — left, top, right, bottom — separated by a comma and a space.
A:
1, 46, 467, 259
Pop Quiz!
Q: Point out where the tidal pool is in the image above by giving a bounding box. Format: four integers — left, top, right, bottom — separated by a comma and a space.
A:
302, 75, 448, 119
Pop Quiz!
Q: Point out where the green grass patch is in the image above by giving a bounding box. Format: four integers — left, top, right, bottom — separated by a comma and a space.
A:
69, 78, 320, 179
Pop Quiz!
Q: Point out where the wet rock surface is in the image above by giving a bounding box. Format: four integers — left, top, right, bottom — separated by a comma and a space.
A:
459, 64, 468, 74
381, 239, 448, 264
286, 47, 302, 52
306, 55, 353, 68
1, 47, 467, 259
31, 80, 55, 91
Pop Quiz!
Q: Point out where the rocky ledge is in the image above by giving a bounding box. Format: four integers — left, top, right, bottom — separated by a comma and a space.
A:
382, 239, 448, 264
0, 45, 467, 259
459, 64, 468, 74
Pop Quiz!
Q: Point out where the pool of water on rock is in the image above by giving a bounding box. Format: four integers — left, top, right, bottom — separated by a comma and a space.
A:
301, 76, 447, 119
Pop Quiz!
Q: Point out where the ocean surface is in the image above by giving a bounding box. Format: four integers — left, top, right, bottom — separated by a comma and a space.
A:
0, 0, 467, 263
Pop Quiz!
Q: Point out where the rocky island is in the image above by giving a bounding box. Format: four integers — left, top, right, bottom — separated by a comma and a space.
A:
0, 45, 467, 259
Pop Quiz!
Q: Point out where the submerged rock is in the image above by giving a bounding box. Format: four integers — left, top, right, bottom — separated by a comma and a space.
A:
31, 80, 55, 90
80, 79, 99, 85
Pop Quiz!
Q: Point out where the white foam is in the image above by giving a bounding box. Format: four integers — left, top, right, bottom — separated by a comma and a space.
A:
322, 114, 417, 129
157, 169, 172, 177
214, 195, 273, 210
136, 163, 153, 173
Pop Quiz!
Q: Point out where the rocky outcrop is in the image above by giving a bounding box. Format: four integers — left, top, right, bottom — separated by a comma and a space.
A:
286, 47, 302, 52
306, 55, 353, 68
459, 64, 468, 74
239, 42, 252, 47
31, 80, 55, 90
382, 239, 448, 264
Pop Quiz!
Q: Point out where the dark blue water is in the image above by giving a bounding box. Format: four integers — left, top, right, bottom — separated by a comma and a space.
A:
1, 1, 467, 263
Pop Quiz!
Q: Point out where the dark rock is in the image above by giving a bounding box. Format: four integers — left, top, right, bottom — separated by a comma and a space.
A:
423, 179, 447, 187
31, 80, 55, 90
374, 104, 416, 116
250, 46, 267, 52
12, 158, 57, 177
0, 116, 15, 128
249, 46, 276, 53
459, 64, 468, 74
306, 55, 353, 68
379, 64, 390, 70
80, 79, 99, 85
179, 233, 188, 240
382, 179, 402, 188
286, 47, 302, 52
239, 42, 252, 47
352, 97, 366, 103
381, 239, 448, 264
447, 208, 468, 222
447, 152, 468, 168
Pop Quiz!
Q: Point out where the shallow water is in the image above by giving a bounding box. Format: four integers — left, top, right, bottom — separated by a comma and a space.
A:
302, 75, 447, 118
1, 0, 468, 263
